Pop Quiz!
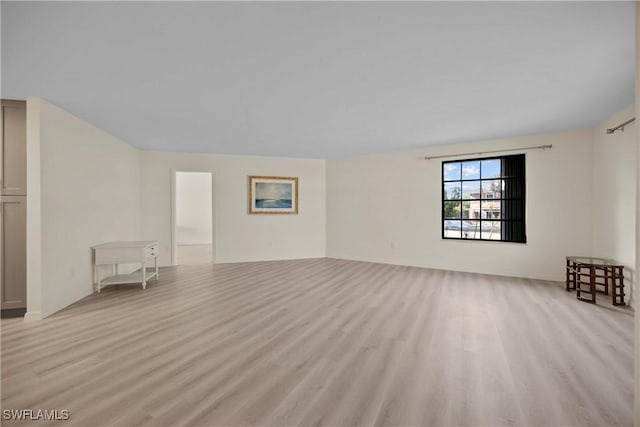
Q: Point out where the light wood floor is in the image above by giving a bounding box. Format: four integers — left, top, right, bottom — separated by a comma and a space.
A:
177, 244, 213, 265
1, 258, 634, 427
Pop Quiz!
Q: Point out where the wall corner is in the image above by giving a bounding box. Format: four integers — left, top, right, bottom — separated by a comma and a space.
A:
25, 97, 43, 320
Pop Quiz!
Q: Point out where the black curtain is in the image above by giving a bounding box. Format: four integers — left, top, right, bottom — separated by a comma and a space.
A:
501, 154, 526, 243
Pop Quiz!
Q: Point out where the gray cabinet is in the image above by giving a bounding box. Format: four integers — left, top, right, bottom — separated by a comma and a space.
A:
1, 100, 27, 196
0, 99, 26, 313
1, 196, 26, 310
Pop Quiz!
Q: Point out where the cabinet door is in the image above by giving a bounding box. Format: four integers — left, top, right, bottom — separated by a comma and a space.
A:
1, 100, 27, 196
1, 196, 26, 309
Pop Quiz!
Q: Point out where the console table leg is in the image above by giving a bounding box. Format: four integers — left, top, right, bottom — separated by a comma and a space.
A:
142, 261, 147, 290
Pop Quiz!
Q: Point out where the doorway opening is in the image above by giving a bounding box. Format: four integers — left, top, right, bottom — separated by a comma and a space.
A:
174, 171, 213, 265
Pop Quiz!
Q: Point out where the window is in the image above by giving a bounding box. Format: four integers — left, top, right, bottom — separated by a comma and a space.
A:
442, 154, 526, 243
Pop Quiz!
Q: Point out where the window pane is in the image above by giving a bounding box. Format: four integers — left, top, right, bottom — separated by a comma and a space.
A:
443, 162, 461, 181
461, 161, 480, 179
443, 201, 461, 219
467, 199, 481, 219
444, 220, 462, 238
462, 180, 480, 199
462, 220, 480, 239
481, 180, 502, 198
462, 201, 471, 219
443, 182, 461, 200
481, 221, 501, 240
481, 159, 501, 179
481, 200, 501, 219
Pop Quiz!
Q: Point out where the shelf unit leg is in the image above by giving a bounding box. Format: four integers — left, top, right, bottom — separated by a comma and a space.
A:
576, 264, 583, 300
613, 266, 625, 306
589, 265, 596, 303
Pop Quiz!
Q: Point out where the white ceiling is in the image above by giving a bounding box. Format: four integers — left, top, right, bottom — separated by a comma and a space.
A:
1, 1, 635, 159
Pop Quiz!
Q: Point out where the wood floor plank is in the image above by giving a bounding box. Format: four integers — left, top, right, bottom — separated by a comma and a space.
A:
1, 258, 634, 426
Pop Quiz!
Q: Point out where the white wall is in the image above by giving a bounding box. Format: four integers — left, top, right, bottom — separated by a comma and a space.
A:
634, 4, 639, 424
327, 129, 594, 281
591, 105, 637, 306
176, 172, 212, 245
26, 98, 142, 319
140, 151, 326, 265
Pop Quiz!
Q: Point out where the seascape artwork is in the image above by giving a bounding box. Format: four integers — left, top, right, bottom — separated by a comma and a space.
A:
255, 183, 293, 208
248, 176, 298, 214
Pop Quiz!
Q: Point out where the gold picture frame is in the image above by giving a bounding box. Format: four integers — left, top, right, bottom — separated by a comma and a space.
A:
248, 176, 299, 214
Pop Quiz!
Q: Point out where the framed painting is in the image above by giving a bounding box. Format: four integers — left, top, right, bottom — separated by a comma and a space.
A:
248, 176, 299, 214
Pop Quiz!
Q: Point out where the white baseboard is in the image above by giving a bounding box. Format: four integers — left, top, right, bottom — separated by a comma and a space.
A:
326, 255, 564, 283
23, 311, 42, 321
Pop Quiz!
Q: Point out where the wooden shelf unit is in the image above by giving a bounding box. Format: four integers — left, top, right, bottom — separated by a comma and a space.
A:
566, 256, 625, 306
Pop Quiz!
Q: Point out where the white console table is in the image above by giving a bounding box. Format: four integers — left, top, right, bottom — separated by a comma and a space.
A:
92, 241, 159, 292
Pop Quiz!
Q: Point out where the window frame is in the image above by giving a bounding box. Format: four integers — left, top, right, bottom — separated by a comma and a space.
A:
441, 154, 526, 243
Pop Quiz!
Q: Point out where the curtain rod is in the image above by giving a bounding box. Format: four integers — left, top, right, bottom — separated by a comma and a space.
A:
606, 117, 635, 134
423, 144, 552, 160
